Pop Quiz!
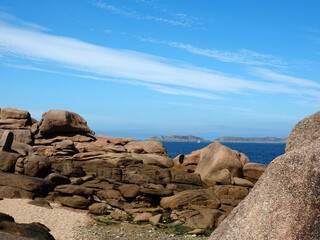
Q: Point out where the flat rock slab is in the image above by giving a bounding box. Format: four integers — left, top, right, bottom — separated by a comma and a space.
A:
0, 172, 54, 194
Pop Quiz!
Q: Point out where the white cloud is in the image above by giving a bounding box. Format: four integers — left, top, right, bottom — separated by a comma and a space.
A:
138, 37, 285, 68
0, 20, 319, 101
93, 0, 194, 27
250, 67, 320, 88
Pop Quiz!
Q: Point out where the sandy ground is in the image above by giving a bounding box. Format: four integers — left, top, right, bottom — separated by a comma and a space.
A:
0, 198, 92, 240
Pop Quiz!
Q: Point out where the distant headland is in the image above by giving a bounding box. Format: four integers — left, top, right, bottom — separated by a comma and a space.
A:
147, 135, 212, 142
215, 136, 287, 143
147, 135, 287, 143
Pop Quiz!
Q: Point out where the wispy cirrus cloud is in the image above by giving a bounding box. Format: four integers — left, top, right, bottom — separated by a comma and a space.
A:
250, 67, 320, 88
137, 37, 286, 68
92, 0, 195, 27
0, 17, 320, 102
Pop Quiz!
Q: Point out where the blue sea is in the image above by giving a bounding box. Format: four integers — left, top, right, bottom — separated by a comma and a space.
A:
161, 142, 286, 165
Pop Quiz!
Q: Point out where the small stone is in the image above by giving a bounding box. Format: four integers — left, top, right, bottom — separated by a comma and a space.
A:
149, 214, 162, 226
134, 212, 153, 222
188, 228, 205, 235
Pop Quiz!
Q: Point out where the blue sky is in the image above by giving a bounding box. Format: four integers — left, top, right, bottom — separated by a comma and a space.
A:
0, 0, 320, 139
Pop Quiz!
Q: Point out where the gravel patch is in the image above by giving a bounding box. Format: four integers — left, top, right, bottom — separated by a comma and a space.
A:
73, 223, 208, 240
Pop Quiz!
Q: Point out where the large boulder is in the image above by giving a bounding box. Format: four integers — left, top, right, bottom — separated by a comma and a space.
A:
37, 109, 94, 137
209, 139, 320, 240
286, 111, 320, 152
195, 142, 249, 179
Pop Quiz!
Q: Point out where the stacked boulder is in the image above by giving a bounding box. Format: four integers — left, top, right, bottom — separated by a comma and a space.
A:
0, 107, 268, 234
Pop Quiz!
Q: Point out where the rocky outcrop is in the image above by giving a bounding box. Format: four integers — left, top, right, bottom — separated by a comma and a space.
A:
0, 107, 268, 235
210, 111, 320, 240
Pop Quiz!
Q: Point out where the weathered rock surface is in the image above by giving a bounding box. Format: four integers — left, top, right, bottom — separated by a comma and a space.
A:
210, 140, 320, 240
286, 110, 320, 152
195, 142, 249, 178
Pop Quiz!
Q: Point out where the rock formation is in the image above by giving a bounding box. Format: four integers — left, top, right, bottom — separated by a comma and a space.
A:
210, 111, 320, 239
0, 107, 268, 234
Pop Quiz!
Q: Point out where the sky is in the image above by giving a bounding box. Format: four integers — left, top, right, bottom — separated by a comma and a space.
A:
0, 0, 320, 140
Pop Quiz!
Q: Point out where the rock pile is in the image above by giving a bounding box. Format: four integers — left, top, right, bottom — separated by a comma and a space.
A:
0, 107, 268, 236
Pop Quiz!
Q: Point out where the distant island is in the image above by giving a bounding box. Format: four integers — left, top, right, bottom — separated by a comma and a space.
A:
147, 135, 287, 143
147, 135, 212, 142
215, 136, 287, 143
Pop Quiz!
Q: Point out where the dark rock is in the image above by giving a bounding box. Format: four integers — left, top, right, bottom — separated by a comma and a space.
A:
28, 200, 52, 209
0, 130, 14, 150
0, 212, 14, 222
21, 155, 52, 178
0, 150, 20, 172
0, 221, 55, 240
0, 186, 34, 199
54, 185, 94, 196
45, 173, 71, 185
0, 172, 54, 196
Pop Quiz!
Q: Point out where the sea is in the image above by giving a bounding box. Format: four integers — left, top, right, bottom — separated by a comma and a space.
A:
161, 142, 286, 165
